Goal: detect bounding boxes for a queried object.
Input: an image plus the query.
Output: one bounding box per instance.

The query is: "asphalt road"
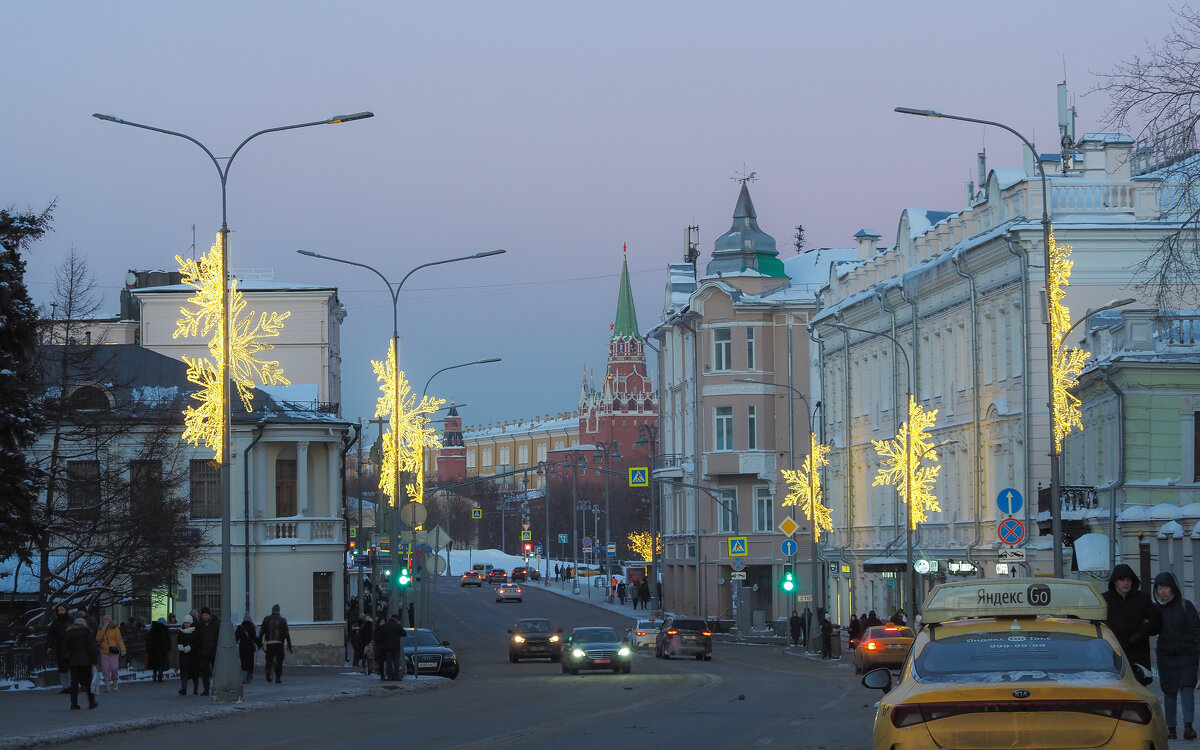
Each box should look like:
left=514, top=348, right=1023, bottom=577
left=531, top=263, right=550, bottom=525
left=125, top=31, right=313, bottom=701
left=47, top=581, right=877, bottom=749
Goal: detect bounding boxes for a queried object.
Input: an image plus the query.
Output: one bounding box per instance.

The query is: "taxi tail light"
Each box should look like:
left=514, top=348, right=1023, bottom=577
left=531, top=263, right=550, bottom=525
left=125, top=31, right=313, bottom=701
left=701, top=630, right=712, bottom=637
left=865, top=641, right=879, bottom=651
left=891, top=700, right=1154, bottom=729
left=666, top=629, right=679, bottom=636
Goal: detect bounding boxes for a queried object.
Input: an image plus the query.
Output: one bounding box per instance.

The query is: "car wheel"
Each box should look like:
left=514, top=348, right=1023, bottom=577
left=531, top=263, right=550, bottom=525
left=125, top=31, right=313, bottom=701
left=446, top=665, right=459, bottom=680
left=695, top=653, right=703, bottom=661
left=509, top=652, right=518, bottom=663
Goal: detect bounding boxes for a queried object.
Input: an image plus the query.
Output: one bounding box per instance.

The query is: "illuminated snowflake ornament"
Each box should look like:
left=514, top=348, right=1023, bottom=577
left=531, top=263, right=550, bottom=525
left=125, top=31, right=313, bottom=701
left=175, top=233, right=291, bottom=459
left=781, top=433, right=832, bottom=542
left=1047, top=227, right=1088, bottom=452
left=373, top=344, right=444, bottom=506
left=872, top=395, right=941, bottom=530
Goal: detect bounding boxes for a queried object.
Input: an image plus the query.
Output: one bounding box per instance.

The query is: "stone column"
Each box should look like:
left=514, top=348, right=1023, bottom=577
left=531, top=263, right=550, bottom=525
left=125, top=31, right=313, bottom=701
left=298, top=441, right=310, bottom=517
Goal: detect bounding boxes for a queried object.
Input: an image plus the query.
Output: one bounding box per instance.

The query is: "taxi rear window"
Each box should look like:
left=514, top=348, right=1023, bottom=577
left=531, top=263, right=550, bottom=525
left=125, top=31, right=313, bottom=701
left=915, top=631, right=1121, bottom=680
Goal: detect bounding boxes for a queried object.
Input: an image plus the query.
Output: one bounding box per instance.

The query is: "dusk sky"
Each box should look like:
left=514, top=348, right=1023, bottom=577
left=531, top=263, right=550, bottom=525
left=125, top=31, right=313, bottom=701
left=5, top=2, right=1181, bottom=431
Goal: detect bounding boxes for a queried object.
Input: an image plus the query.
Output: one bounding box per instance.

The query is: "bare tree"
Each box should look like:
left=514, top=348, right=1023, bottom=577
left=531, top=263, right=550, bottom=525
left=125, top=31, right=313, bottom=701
left=1095, top=7, right=1200, bottom=307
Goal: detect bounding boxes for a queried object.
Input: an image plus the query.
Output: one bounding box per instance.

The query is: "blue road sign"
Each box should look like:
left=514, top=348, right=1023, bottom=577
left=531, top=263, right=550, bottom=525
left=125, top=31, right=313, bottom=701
left=781, top=538, right=798, bottom=557
left=998, top=518, right=1026, bottom=546
left=535, top=546, right=543, bottom=555
left=997, top=488, right=1023, bottom=516
left=729, top=557, right=747, bottom=572
left=607, top=542, right=617, bottom=557
left=629, top=467, right=649, bottom=487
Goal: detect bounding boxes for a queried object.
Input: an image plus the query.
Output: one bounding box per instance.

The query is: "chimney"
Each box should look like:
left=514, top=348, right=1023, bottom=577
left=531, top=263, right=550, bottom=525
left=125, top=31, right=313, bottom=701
left=977, top=149, right=987, bottom=193
left=854, top=229, right=882, bottom=261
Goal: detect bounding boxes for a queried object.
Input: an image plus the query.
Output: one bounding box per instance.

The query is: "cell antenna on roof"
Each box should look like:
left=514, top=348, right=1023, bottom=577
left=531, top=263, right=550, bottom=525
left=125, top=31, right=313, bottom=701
left=190, top=223, right=196, bottom=261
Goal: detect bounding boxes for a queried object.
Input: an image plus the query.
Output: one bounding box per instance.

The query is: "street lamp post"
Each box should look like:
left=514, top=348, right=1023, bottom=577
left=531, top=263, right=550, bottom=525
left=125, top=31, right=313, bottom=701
left=533, top=461, right=552, bottom=585
left=832, top=322, right=919, bottom=623
left=297, top=249, right=504, bottom=618
left=634, top=423, right=661, bottom=615
left=555, top=454, right=588, bottom=595
left=95, top=109, right=373, bottom=703
left=593, top=440, right=621, bottom=602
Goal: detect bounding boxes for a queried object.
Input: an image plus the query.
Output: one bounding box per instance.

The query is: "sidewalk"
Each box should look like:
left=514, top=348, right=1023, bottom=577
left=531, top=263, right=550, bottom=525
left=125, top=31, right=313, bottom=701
left=0, top=666, right=440, bottom=749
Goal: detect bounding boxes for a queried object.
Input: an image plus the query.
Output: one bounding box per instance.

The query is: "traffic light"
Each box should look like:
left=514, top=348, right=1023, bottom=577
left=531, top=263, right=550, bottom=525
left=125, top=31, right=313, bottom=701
left=398, top=566, right=412, bottom=587
left=348, top=540, right=357, bottom=555
left=781, top=565, right=795, bottom=593
left=524, top=543, right=532, bottom=555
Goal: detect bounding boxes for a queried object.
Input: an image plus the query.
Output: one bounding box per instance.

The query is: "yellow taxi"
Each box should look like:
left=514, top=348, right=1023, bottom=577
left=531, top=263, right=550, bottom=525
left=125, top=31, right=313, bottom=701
left=861, top=579, right=1167, bottom=750
left=853, top=624, right=915, bottom=674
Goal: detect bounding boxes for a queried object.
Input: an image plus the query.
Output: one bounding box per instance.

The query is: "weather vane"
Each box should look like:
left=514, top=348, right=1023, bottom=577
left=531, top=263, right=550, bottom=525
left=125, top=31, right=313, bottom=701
left=732, top=166, right=758, bottom=185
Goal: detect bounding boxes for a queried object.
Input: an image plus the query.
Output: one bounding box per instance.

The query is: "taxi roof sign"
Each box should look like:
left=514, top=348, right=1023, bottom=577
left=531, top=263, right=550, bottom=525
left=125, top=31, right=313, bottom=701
left=921, top=578, right=1106, bottom=625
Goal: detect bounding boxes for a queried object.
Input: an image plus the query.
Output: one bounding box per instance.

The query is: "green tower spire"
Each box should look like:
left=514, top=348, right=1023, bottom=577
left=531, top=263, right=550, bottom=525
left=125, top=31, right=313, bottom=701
left=613, top=248, right=640, bottom=340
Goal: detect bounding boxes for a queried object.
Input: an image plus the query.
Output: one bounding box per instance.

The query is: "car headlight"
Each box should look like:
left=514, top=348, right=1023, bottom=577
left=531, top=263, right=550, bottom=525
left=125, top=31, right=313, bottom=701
left=573, top=649, right=586, bottom=658
left=549, top=635, right=559, bottom=643
left=618, top=647, right=631, bottom=657
left=512, top=635, right=525, bottom=643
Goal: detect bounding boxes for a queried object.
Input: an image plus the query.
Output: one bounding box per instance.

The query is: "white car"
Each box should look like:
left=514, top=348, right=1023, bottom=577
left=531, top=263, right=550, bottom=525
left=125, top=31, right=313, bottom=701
left=626, top=618, right=660, bottom=649
left=495, top=583, right=523, bottom=603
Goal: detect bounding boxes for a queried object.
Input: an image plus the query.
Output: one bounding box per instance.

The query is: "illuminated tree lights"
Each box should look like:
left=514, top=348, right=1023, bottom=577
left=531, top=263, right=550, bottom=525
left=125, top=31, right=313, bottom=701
left=372, top=345, right=444, bottom=505
left=175, top=233, right=290, bottom=458
left=1047, top=227, right=1088, bottom=452
left=627, top=531, right=661, bottom=561
left=781, top=433, right=832, bottom=542
left=872, top=395, right=941, bottom=530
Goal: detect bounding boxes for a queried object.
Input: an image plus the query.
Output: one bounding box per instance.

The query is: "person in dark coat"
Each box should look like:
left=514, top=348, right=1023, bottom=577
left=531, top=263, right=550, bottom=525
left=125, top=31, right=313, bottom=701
left=846, top=614, right=863, bottom=649
left=348, top=614, right=365, bottom=667
left=380, top=614, right=407, bottom=681
left=260, top=604, right=293, bottom=684
left=64, top=617, right=99, bottom=710
left=176, top=615, right=200, bottom=696
left=1102, top=563, right=1160, bottom=670
left=46, top=604, right=73, bottom=692
left=372, top=615, right=386, bottom=678
left=788, top=610, right=804, bottom=647
left=819, top=613, right=833, bottom=658
left=865, top=610, right=883, bottom=628
left=193, top=607, right=219, bottom=696
left=617, top=581, right=628, bottom=605
left=235, top=616, right=261, bottom=684
left=145, top=618, right=172, bottom=682
left=1154, top=571, right=1200, bottom=740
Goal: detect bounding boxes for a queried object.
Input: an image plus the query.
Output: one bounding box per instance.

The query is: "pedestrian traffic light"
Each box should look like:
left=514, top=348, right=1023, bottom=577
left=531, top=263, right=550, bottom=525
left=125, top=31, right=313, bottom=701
left=398, top=566, right=411, bottom=587
left=781, top=566, right=795, bottom=593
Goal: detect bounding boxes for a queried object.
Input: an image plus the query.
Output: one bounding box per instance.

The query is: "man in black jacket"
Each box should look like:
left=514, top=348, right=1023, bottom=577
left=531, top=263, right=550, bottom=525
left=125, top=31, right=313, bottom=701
left=261, top=604, right=293, bottom=683
left=1103, top=563, right=1160, bottom=670
left=380, top=614, right=406, bottom=681
left=194, top=607, right=220, bottom=696
left=46, top=604, right=72, bottom=693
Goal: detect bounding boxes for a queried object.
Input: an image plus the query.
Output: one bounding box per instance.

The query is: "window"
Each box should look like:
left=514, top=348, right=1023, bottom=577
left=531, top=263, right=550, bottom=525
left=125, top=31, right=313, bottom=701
left=754, top=486, right=772, bottom=532
left=500, top=447, right=511, bottom=465
left=276, top=459, right=297, bottom=517
left=482, top=448, right=493, bottom=468
left=518, top=445, right=529, bottom=464
left=467, top=450, right=476, bottom=470
left=192, top=573, right=221, bottom=618
left=189, top=460, right=220, bottom=518
left=713, top=328, right=732, bottom=371
left=537, top=444, right=547, bottom=462
left=746, top=328, right=756, bottom=370
left=716, top=488, right=737, bottom=533
left=67, top=460, right=100, bottom=517
left=747, top=405, right=757, bottom=450
left=715, top=406, right=734, bottom=451
left=130, top=460, right=163, bottom=515
left=313, top=572, right=333, bottom=621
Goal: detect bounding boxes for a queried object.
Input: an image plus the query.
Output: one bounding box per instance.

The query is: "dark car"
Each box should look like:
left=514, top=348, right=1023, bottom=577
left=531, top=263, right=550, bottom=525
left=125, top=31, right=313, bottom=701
left=508, top=618, right=563, bottom=662
left=460, top=571, right=483, bottom=587
left=487, top=568, right=508, bottom=584
left=561, top=626, right=633, bottom=675
left=404, top=628, right=459, bottom=679
left=511, top=567, right=528, bottom=582
left=655, top=616, right=713, bottom=660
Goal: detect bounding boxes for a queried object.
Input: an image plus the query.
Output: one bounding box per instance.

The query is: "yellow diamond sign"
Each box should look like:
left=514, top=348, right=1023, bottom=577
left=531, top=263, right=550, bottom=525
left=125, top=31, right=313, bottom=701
left=778, top=515, right=799, bottom=537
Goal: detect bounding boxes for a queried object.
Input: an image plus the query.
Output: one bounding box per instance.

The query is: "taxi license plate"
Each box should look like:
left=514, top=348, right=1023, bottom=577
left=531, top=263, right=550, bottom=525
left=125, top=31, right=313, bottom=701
left=886, top=644, right=905, bottom=650
left=593, top=658, right=610, bottom=664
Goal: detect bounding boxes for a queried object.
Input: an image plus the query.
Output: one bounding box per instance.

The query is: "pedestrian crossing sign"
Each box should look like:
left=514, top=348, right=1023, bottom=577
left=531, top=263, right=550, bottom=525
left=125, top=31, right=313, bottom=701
left=728, top=536, right=748, bottom=557
left=472, top=508, right=482, bottom=519
left=629, top=467, right=649, bottom=487
left=521, top=530, right=532, bottom=541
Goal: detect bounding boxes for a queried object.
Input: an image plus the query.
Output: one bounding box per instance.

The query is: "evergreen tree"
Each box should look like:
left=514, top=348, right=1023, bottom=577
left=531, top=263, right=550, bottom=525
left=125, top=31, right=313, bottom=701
left=0, top=204, right=53, bottom=563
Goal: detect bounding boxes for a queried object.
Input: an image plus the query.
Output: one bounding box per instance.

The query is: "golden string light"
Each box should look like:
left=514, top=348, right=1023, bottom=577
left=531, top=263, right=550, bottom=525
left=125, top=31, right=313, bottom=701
left=781, top=433, right=832, bottom=542
left=175, top=233, right=290, bottom=458
left=372, top=344, right=444, bottom=506
left=1047, top=226, right=1088, bottom=451
left=872, top=395, right=941, bottom=530
left=627, top=531, right=661, bottom=562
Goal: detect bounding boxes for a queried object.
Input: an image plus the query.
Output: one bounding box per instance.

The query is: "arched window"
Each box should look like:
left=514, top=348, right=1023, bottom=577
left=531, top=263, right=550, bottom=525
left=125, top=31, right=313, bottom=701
left=67, top=384, right=111, bottom=411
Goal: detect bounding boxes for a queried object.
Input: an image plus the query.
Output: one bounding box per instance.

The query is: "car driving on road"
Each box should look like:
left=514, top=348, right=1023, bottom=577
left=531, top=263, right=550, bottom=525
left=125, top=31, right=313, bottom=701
left=655, top=616, right=712, bottom=660
left=508, top=618, right=563, bottom=662
left=495, top=583, right=523, bottom=602
left=460, top=571, right=483, bottom=587
left=626, top=618, right=660, bottom=650
left=487, top=568, right=508, bottom=584
left=562, top=627, right=633, bottom=675
left=853, top=624, right=915, bottom=674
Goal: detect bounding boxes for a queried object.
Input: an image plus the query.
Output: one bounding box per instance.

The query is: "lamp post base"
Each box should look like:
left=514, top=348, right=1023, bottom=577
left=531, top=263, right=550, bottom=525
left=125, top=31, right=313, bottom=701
left=211, top=627, right=243, bottom=703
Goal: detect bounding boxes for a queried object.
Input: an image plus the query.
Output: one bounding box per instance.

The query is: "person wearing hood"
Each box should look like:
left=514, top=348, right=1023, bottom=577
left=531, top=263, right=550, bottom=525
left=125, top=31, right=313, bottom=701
left=819, top=612, right=833, bottom=659
left=46, top=604, right=73, bottom=692
left=1154, top=571, right=1200, bottom=740
left=145, top=618, right=171, bottom=683
left=1102, top=563, right=1160, bottom=670
left=235, top=616, right=261, bottom=684
left=64, top=617, right=99, bottom=710
left=176, top=615, right=200, bottom=696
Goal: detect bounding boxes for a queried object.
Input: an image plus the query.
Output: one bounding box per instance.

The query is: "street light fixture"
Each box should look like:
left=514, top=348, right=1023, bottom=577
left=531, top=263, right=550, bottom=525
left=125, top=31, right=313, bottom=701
left=94, top=109, right=373, bottom=703
left=592, top=440, right=622, bottom=602
left=633, top=423, right=661, bottom=615
left=297, top=249, right=504, bottom=618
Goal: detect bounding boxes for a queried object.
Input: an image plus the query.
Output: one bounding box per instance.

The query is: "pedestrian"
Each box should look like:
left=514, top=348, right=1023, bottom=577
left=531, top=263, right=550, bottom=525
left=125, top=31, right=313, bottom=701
left=865, top=609, right=882, bottom=628
left=146, top=617, right=171, bottom=683
left=846, top=613, right=863, bottom=649
left=95, top=614, right=126, bottom=693
left=176, top=615, right=199, bottom=696
left=194, top=607, right=219, bottom=696
left=356, top=614, right=374, bottom=673
left=554, top=564, right=560, bottom=582
left=639, top=580, right=650, bottom=610
left=235, top=616, right=261, bottom=684
left=167, top=612, right=177, bottom=625
left=788, top=610, right=804, bottom=648
left=380, top=614, right=406, bottom=681
left=801, top=607, right=812, bottom=648
left=1154, top=571, right=1200, bottom=740
left=820, top=612, right=833, bottom=659
left=260, top=604, right=293, bottom=684
left=372, top=615, right=387, bottom=678
left=617, top=581, right=628, bottom=605
left=1102, top=563, right=1160, bottom=671
left=349, top=614, right=365, bottom=667
left=65, top=617, right=99, bottom=710
left=46, top=604, right=73, bottom=693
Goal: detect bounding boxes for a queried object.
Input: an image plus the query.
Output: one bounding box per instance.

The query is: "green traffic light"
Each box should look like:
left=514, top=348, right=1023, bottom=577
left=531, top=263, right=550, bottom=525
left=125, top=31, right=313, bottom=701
left=398, top=567, right=412, bottom=587
left=782, top=569, right=795, bottom=592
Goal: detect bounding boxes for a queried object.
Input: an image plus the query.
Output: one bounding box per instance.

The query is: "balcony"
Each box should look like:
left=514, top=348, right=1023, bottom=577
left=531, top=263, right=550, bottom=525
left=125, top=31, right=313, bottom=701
left=650, top=453, right=686, bottom=479
left=702, top=450, right=775, bottom=480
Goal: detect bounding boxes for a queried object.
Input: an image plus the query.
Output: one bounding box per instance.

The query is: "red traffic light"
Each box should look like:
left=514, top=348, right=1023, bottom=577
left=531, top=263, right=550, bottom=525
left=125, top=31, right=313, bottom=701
left=524, top=543, right=532, bottom=552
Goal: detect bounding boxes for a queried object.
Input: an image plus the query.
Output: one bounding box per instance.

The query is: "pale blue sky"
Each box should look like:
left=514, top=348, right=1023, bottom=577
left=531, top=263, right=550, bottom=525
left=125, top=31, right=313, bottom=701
left=4, top=1, right=1181, bottom=428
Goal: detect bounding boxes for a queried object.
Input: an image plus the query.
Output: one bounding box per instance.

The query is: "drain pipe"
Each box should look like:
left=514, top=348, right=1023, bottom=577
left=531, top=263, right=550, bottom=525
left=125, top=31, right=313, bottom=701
left=1099, top=365, right=1126, bottom=570
left=340, top=421, right=361, bottom=661
left=952, top=252, right=984, bottom=576
left=243, top=420, right=269, bottom=620
left=1004, top=235, right=1034, bottom=548
left=837, top=315, right=855, bottom=620
left=875, top=292, right=902, bottom=547
left=809, top=323, right=829, bottom=615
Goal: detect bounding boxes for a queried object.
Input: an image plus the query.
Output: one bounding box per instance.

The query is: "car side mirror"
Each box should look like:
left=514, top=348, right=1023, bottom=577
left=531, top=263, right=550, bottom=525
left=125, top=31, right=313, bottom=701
left=442, top=641, right=450, bottom=646
left=861, top=667, right=892, bottom=693
left=1132, top=663, right=1153, bottom=687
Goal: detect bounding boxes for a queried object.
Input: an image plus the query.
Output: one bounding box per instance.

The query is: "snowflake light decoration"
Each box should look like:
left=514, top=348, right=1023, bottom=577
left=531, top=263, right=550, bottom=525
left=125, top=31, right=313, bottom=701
left=373, top=344, right=444, bottom=506
left=781, top=433, right=832, bottom=542
left=1047, top=227, right=1088, bottom=452
left=872, top=395, right=941, bottom=530
left=175, top=233, right=291, bottom=458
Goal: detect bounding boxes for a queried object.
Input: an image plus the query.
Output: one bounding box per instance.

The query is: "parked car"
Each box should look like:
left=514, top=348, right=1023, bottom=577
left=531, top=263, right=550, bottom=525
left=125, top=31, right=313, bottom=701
left=487, top=568, right=508, bottom=584
left=655, top=616, right=713, bottom=660
left=561, top=627, right=633, bottom=675
left=404, top=628, right=459, bottom=680
left=508, top=618, right=563, bottom=662
left=460, top=571, right=483, bottom=587
left=626, top=618, right=660, bottom=650
left=495, top=583, right=523, bottom=603
left=511, top=566, right=535, bottom=582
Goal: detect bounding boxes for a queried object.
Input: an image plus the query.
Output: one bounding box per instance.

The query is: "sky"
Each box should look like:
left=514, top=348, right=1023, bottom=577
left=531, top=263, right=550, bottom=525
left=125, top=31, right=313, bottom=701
left=4, top=1, right=1183, bottom=430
